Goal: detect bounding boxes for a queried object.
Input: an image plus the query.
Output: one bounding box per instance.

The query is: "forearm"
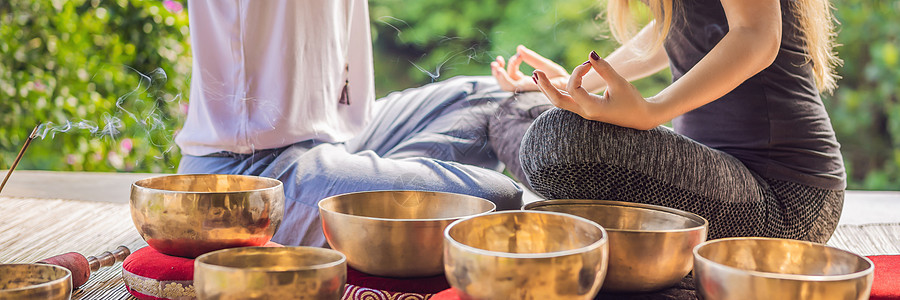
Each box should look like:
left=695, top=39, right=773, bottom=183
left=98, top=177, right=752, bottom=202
left=583, top=22, right=670, bottom=93
left=647, top=27, right=780, bottom=126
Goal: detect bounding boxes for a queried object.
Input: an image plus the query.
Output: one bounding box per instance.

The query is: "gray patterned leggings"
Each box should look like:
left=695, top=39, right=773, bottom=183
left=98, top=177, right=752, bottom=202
left=519, top=108, right=844, bottom=243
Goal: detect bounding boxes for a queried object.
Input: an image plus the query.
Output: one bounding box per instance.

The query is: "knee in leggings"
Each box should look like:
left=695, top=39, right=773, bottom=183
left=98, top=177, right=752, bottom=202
left=520, top=108, right=623, bottom=176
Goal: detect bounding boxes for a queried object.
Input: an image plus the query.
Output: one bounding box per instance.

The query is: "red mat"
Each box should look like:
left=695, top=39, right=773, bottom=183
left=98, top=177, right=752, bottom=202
left=430, top=288, right=461, bottom=300
left=870, top=255, right=900, bottom=300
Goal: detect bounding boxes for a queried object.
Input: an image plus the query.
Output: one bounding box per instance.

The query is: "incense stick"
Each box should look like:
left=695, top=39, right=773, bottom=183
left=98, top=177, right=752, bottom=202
left=0, top=122, right=41, bottom=195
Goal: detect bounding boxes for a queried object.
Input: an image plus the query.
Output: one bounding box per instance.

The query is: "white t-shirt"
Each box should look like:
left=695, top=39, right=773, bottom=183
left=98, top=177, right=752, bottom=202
left=176, top=0, right=375, bottom=156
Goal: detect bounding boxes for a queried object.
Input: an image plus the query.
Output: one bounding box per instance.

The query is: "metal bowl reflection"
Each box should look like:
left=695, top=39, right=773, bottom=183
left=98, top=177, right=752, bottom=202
left=444, top=210, right=609, bottom=300
left=693, top=237, right=874, bottom=300
left=0, top=264, right=72, bottom=300
left=131, top=174, right=285, bottom=258
left=194, top=246, right=346, bottom=300
left=524, top=200, right=707, bottom=292
left=319, top=191, right=496, bottom=277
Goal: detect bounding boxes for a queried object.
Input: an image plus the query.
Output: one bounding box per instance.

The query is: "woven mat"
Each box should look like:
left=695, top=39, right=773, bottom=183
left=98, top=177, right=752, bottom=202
left=0, top=197, right=146, bottom=300
left=827, top=222, right=900, bottom=256
left=1, top=197, right=898, bottom=300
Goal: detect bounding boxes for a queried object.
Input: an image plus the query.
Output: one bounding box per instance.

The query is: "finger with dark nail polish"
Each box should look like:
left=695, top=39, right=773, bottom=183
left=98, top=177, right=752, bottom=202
left=590, top=51, right=600, bottom=61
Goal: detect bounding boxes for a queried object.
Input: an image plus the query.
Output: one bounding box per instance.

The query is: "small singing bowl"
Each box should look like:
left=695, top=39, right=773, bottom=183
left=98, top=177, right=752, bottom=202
left=319, top=191, right=496, bottom=277
left=693, top=237, right=874, bottom=300
left=0, top=264, right=72, bottom=300
left=444, top=210, right=609, bottom=300
left=131, top=174, right=285, bottom=258
left=524, top=200, right=708, bottom=293
left=194, top=247, right=346, bottom=300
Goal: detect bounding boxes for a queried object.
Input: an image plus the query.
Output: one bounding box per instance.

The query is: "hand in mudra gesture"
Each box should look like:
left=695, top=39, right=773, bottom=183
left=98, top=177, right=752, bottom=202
left=533, top=51, right=657, bottom=131
left=491, top=45, right=569, bottom=93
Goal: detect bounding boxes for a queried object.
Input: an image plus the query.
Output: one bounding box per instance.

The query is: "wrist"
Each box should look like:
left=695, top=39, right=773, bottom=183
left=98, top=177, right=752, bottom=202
left=644, top=92, right=676, bottom=128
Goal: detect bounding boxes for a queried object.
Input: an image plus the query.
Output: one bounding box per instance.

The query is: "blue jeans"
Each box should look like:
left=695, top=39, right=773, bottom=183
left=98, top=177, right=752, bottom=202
left=178, top=76, right=523, bottom=246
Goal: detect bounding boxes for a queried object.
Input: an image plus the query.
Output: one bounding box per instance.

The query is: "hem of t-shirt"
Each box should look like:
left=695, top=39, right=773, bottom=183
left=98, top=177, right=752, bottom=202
left=753, top=163, right=847, bottom=191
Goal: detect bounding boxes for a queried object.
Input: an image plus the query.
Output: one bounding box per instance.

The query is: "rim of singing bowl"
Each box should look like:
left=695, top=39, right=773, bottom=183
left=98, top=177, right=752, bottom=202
left=0, top=264, right=71, bottom=294
left=132, top=174, right=283, bottom=195
left=444, top=210, right=608, bottom=259
left=523, top=199, right=708, bottom=234
left=693, top=237, right=875, bottom=282
left=195, top=247, right=347, bottom=273
left=318, top=190, right=497, bottom=222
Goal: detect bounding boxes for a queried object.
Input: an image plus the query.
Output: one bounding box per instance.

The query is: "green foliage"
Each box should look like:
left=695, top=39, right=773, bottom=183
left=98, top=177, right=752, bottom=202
left=824, top=0, right=900, bottom=189
left=370, top=0, right=668, bottom=98
left=0, top=0, right=897, bottom=190
left=0, top=0, right=188, bottom=173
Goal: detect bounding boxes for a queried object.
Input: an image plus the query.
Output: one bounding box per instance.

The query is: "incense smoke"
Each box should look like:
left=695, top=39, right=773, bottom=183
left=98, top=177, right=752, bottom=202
left=34, top=67, right=183, bottom=168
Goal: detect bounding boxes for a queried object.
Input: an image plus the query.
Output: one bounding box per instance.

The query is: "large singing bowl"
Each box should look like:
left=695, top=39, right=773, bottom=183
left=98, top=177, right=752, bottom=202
left=0, top=264, right=72, bottom=300
left=319, top=191, right=496, bottom=277
left=194, top=246, right=346, bottom=300
left=524, top=200, right=708, bottom=292
left=444, top=210, right=609, bottom=300
left=131, top=174, right=285, bottom=258
left=694, top=237, right=874, bottom=300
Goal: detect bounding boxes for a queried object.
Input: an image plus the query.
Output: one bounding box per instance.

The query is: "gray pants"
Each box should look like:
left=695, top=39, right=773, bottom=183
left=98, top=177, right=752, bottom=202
left=179, top=76, right=526, bottom=247
left=521, top=108, right=844, bottom=243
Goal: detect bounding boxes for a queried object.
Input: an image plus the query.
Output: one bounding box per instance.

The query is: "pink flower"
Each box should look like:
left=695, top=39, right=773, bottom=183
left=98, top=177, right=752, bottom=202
left=66, top=154, right=77, bottom=165
left=163, top=0, right=183, bottom=14
left=107, top=152, right=125, bottom=169
left=120, top=138, right=133, bottom=153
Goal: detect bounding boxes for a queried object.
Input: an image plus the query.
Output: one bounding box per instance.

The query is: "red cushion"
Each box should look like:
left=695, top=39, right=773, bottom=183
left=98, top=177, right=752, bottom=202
left=122, top=242, right=282, bottom=300
left=346, top=266, right=450, bottom=294
left=431, top=288, right=461, bottom=300
left=870, top=255, right=900, bottom=300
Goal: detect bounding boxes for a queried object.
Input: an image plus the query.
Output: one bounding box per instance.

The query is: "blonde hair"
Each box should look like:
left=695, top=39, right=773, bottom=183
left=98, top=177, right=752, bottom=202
left=607, top=0, right=841, bottom=93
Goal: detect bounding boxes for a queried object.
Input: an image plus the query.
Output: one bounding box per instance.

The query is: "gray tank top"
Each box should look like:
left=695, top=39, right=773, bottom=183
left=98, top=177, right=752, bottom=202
left=666, top=0, right=846, bottom=190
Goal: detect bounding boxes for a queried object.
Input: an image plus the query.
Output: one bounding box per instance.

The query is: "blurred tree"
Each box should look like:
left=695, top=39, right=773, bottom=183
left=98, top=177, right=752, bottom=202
left=369, top=0, right=669, bottom=99
left=0, top=0, right=189, bottom=173
left=824, top=0, right=900, bottom=190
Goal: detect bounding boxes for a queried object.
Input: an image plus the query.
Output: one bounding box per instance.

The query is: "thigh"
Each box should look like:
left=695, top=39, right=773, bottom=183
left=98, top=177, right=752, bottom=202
left=177, top=145, right=296, bottom=175
left=520, top=108, right=768, bottom=239
left=765, top=179, right=844, bottom=243
left=346, top=76, right=509, bottom=170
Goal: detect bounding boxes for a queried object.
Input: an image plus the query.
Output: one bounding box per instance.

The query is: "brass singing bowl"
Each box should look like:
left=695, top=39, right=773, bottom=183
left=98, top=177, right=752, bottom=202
left=524, top=200, right=708, bottom=292
left=693, top=237, right=874, bottom=300
left=319, top=191, right=496, bottom=277
left=444, top=210, right=609, bottom=300
left=0, top=264, right=72, bottom=300
left=194, top=246, right=346, bottom=300
left=131, top=174, right=285, bottom=258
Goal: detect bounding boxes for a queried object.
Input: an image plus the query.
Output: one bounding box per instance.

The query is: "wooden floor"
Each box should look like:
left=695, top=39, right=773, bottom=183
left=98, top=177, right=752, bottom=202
left=2, top=170, right=899, bottom=225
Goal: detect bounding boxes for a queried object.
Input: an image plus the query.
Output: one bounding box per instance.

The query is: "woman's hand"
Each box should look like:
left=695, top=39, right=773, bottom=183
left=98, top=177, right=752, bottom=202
left=491, top=45, right=569, bottom=92
left=533, top=51, right=659, bottom=130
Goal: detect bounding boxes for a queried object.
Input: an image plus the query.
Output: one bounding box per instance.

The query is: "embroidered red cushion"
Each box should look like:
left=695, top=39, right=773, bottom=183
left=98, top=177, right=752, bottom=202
left=122, top=242, right=282, bottom=300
